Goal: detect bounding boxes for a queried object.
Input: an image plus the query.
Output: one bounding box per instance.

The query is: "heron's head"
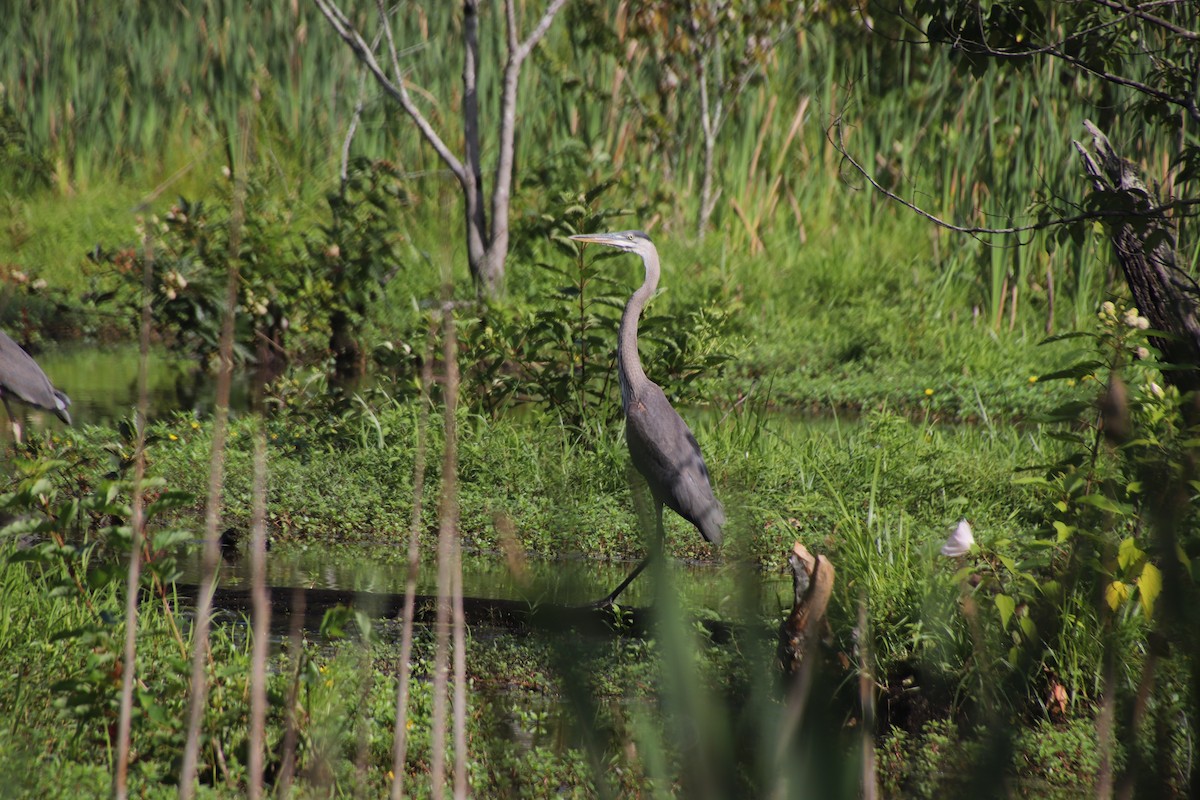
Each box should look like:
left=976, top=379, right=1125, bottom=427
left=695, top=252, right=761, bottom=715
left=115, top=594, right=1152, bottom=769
left=568, top=230, right=654, bottom=256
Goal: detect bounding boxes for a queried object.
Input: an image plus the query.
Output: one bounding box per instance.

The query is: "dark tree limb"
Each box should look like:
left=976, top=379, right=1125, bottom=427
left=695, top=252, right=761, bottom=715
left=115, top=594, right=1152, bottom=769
left=1074, top=120, right=1200, bottom=394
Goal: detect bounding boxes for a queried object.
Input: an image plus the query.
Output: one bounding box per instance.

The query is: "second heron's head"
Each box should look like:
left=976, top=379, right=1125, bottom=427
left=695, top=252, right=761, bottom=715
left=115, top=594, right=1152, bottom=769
left=569, top=230, right=654, bottom=255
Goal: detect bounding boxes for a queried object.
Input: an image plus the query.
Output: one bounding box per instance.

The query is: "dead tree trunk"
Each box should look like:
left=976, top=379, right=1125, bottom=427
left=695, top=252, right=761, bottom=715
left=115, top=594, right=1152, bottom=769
left=1074, top=120, right=1200, bottom=394
left=315, top=0, right=568, bottom=299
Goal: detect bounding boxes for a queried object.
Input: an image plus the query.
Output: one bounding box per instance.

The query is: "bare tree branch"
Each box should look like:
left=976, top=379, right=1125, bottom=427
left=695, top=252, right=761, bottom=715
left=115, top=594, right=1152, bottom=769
left=513, top=0, right=569, bottom=63
left=1089, top=0, right=1199, bottom=41
left=830, top=118, right=1200, bottom=239
left=488, top=0, right=570, bottom=290
left=315, top=0, right=466, bottom=186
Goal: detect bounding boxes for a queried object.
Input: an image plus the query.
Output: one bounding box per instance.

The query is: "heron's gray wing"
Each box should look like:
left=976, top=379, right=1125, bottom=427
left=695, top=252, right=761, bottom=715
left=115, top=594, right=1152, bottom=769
left=0, top=330, right=72, bottom=422
left=625, top=386, right=724, bottom=544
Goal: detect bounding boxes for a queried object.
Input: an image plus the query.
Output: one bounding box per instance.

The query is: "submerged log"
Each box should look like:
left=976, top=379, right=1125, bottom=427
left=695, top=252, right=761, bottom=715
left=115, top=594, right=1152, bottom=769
left=777, top=542, right=835, bottom=676
left=169, top=582, right=739, bottom=641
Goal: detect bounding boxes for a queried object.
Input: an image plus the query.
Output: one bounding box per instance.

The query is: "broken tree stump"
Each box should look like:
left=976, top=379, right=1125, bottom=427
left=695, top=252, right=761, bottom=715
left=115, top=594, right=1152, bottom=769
left=777, top=541, right=835, bottom=677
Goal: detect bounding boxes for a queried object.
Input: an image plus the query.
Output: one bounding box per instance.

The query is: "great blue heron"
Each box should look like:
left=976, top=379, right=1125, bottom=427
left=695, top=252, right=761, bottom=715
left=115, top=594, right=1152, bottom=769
left=0, top=329, right=71, bottom=442
left=569, top=230, right=724, bottom=606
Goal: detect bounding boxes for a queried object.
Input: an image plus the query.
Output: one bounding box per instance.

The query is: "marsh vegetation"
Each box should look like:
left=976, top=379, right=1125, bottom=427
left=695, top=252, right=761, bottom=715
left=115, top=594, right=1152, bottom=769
left=1, top=1, right=1198, bottom=797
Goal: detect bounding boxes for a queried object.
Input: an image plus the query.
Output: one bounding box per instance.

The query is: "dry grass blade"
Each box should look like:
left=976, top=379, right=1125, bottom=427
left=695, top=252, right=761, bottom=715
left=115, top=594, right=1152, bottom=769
left=391, top=319, right=437, bottom=800
left=113, top=229, right=154, bottom=800
left=430, top=298, right=461, bottom=800
left=858, top=599, right=878, bottom=800
left=247, top=422, right=270, bottom=799
left=178, top=117, right=249, bottom=800
left=446, top=308, right=468, bottom=800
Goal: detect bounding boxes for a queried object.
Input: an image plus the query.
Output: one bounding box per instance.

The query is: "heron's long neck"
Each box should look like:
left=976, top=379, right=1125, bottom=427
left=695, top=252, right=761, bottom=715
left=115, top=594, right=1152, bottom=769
left=617, top=245, right=660, bottom=409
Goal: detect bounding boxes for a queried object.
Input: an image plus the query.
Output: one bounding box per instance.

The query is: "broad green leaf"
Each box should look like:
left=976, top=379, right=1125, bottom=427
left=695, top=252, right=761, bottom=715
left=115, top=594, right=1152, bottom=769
left=1138, top=563, right=1162, bottom=618
left=1117, top=537, right=1144, bottom=572
left=1076, top=493, right=1132, bottom=514
left=995, top=594, right=1016, bottom=630
left=1105, top=580, right=1129, bottom=611
left=1052, top=521, right=1074, bottom=542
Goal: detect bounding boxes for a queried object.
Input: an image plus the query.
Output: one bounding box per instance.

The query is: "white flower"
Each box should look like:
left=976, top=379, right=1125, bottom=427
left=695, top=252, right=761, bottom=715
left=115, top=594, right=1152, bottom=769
left=941, top=518, right=975, bottom=557
left=1123, top=308, right=1140, bottom=327
left=1135, top=346, right=1150, bottom=360
left=1100, top=301, right=1116, bottom=319
left=1150, top=382, right=1164, bottom=399
left=1135, top=316, right=1150, bottom=330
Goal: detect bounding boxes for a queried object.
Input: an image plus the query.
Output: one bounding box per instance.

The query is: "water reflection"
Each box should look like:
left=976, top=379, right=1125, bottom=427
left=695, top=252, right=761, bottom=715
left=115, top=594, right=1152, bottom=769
left=36, top=344, right=251, bottom=427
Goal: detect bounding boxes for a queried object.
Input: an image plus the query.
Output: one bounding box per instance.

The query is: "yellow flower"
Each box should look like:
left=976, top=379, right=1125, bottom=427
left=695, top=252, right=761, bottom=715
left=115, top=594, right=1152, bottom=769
left=191, top=421, right=200, bottom=430
left=168, top=433, right=179, bottom=441
left=924, top=388, right=934, bottom=396
left=387, top=771, right=395, bottom=781
left=1028, top=375, right=1038, bottom=384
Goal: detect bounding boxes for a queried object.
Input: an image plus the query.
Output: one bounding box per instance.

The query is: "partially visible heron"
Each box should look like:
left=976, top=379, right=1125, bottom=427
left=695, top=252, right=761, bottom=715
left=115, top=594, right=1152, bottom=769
left=569, top=230, right=724, bottom=606
left=0, top=329, right=71, bottom=442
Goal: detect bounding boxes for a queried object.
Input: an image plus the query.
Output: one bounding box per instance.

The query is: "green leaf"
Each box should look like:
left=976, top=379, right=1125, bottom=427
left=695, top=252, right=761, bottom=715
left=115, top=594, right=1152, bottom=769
left=1052, top=521, right=1074, bottom=542
left=1076, top=493, right=1132, bottom=515
left=995, top=594, right=1016, bottom=630
left=1117, top=537, right=1144, bottom=572
left=1138, top=563, right=1162, bottom=618
left=1105, top=580, right=1129, bottom=611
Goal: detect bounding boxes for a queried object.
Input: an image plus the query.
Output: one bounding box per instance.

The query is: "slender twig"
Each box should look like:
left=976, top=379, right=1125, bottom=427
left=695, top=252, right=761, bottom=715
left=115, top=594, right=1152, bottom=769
left=340, top=31, right=381, bottom=192
left=391, top=319, right=437, bottom=800
left=178, top=117, right=248, bottom=800
left=113, top=225, right=154, bottom=800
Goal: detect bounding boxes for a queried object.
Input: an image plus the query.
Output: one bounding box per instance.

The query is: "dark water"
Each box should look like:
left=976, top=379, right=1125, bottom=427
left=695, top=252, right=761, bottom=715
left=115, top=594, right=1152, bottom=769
left=34, top=343, right=252, bottom=428
left=183, top=540, right=795, bottom=616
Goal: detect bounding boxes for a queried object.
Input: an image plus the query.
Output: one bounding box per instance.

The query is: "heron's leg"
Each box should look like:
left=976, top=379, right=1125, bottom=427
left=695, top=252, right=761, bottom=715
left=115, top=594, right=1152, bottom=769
left=591, top=503, right=664, bottom=608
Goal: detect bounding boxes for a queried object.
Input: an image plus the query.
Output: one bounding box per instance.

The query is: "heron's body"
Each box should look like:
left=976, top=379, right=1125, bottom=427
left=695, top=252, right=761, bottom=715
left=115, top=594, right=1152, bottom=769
left=0, top=330, right=71, bottom=441
left=570, top=230, right=723, bottom=605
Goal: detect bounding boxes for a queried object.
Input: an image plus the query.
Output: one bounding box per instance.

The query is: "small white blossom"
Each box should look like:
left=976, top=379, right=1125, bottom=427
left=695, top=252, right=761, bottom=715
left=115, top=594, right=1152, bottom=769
left=1135, top=316, right=1150, bottom=330
left=31, top=278, right=47, bottom=291
left=1135, top=346, right=1150, bottom=360
left=1123, top=307, right=1141, bottom=327
left=1150, top=382, right=1164, bottom=399
left=941, top=518, right=975, bottom=557
left=1100, top=301, right=1116, bottom=319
